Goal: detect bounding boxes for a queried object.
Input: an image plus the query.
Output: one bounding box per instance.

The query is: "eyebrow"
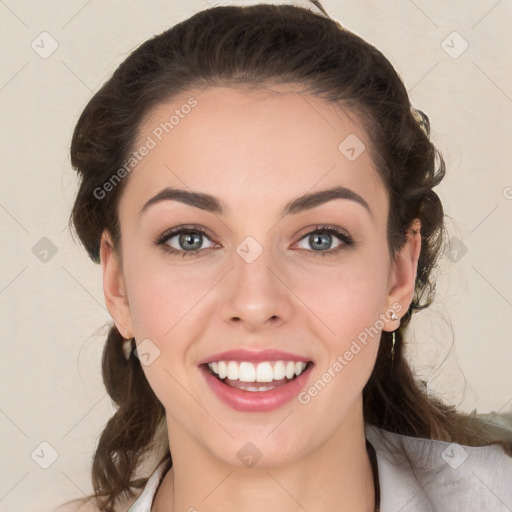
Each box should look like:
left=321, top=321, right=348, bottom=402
left=140, top=185, right=372, bottom=218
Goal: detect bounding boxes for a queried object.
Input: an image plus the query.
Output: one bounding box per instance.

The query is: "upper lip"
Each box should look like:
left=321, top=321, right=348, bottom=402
left=198, top=349, right=312, bottom=365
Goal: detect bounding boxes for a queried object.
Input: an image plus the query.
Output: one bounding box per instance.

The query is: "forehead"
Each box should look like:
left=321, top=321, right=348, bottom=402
left=121, top=85, right=387, bottom=219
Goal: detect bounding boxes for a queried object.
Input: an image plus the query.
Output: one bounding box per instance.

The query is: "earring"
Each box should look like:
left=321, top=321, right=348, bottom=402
left=389, top=311, right=399, bottom=362
left=390, top=330, right=396, bottom=361
left=123, top=338, right=134, bottom=360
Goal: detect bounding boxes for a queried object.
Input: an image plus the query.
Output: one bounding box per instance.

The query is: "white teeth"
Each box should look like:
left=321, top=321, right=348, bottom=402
left=207, top=360, right=308, bottom=382
left=285, top=361, right=295, bottom=379
left=256, top=362, right=274, bottom=382
left=227, top=361, right=238, bottom=380
left=273, top=361, right=286, bottom=380
left=217, top=361, right=227, bottom=379
left=239, top=384, right=274, bottom=392
left=239, top=362, right=256, bottom=382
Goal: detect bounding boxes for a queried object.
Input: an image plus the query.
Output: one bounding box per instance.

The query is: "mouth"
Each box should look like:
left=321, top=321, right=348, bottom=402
left=203, top=360, right=314, bottom=392
left=199, top=359, right=314, bottom=412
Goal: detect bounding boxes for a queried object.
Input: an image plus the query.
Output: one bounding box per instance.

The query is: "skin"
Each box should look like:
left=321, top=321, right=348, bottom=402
left=100, top=85, right=421, bottom=512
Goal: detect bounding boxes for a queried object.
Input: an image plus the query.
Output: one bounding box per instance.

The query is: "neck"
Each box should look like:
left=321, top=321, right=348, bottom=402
left=155, top=400, right=375, bottom=512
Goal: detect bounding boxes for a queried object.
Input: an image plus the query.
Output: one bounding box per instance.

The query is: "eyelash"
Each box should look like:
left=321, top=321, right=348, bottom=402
left=155, top=224, right=354, bottom=258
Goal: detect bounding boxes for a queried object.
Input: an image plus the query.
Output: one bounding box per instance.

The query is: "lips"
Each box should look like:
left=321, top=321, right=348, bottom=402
left=199, top=359, right=314, bottom=412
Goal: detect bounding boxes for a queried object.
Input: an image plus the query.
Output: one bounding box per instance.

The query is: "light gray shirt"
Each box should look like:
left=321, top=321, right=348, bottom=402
left=127, top=424, right=512, bottom=511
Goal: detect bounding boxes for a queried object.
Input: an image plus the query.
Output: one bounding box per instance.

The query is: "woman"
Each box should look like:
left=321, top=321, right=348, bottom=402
left=59, top=1, right=512, bottom=511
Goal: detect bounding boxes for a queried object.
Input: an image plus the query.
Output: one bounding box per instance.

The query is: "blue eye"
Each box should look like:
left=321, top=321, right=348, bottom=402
left=295, top=225, right=354, bottom=256
left=156, top=225, right=216, bottom=257
left=155, top=224, right=354, bottom=258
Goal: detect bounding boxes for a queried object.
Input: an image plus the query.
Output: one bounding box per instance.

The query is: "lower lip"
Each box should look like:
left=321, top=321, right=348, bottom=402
left=200, top=363, right=313, bottom=412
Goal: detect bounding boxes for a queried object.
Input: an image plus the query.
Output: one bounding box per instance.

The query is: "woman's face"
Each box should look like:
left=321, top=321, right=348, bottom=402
left=101, top=85, right=417, bottom=468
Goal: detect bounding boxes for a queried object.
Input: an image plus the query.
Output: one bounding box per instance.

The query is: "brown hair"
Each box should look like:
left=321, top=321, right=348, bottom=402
left=65, top=3, right=511, bottom=511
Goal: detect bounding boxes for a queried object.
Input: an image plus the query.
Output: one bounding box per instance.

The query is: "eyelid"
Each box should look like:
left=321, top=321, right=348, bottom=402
left=295, top=224, right=351, bottom=241
left=293, top=225, right=354, bottom=255
left=156, top=223, right=214, bottom=240
left=155, top=224, right=218, bottom=252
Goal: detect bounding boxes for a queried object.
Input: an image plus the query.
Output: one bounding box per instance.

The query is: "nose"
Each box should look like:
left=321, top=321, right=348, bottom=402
left=219, top=240, right=293, bottom=331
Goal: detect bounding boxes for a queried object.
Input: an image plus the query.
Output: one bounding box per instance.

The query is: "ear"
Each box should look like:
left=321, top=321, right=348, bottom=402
left=382, top=218, right=422, bottom=331
left=100, top=230, right=134, bottom=339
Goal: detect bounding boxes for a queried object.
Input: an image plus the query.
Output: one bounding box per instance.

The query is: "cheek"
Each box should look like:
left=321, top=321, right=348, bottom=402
left=289, top=249, right=391, bottom=342
left=124, top=254, right=215, bottom=339
left=122, top=257, right=219, bottom=405
left=294, top=255, right=388, bottom=417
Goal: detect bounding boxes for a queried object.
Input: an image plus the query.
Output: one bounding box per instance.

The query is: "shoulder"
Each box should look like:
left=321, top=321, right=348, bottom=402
left=366, top=424, right=512, bottom=511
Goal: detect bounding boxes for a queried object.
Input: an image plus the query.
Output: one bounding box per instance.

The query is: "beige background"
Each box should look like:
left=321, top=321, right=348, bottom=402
left=0, top=0, right=511, bottom=510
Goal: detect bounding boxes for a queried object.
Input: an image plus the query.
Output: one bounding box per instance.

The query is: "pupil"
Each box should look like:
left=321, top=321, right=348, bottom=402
left=180, top=232, right=201, bottom=250
left=311, top=233, right=331, bottom=251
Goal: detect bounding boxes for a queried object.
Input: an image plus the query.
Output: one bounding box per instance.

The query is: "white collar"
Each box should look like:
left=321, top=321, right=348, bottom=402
left=365, top=423, right=512, bottom=511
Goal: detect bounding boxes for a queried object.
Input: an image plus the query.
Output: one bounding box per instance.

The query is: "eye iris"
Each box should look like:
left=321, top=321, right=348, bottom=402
left=180, top=232, right=202, bottom=250
left=310, top=232, right=332, bottom=251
